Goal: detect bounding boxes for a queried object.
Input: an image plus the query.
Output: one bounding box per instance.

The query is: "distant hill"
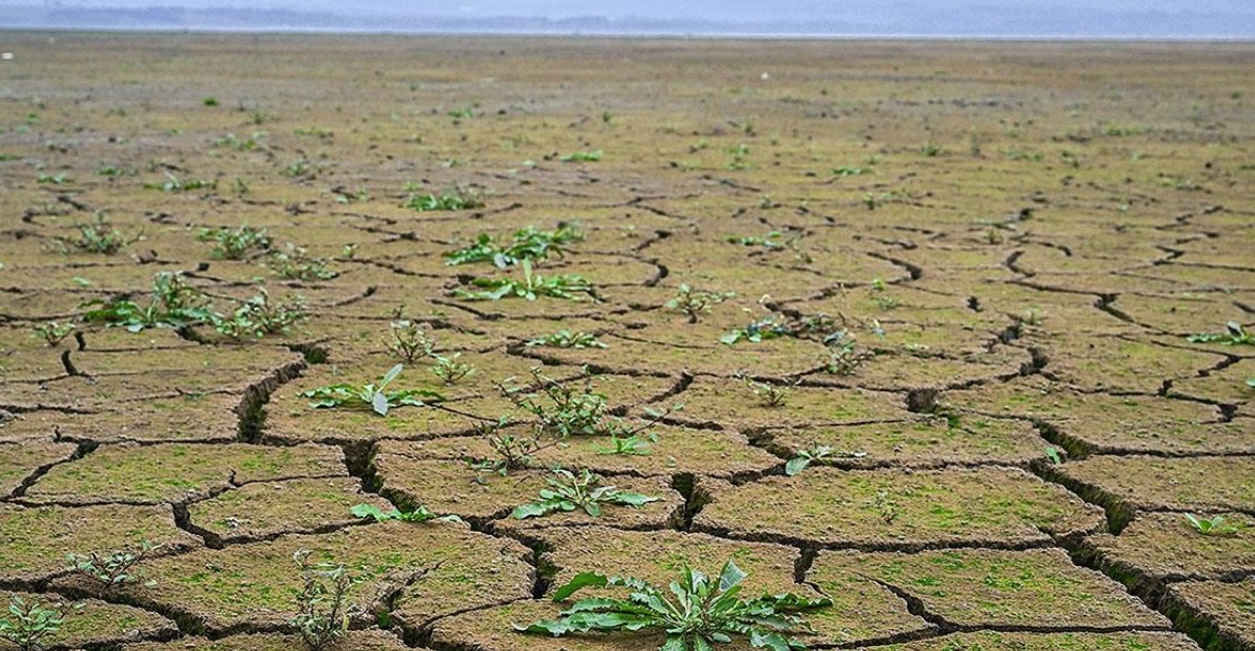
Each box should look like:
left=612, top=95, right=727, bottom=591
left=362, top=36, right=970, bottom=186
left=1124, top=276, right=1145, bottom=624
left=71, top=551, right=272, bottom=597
left=1, top=4, right=1253, bottom=37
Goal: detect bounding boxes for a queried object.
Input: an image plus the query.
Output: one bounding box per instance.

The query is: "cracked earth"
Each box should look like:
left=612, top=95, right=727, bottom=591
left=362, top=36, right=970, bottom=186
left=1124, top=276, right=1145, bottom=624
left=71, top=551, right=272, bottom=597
left=1, top=34, right=1253, bottom=651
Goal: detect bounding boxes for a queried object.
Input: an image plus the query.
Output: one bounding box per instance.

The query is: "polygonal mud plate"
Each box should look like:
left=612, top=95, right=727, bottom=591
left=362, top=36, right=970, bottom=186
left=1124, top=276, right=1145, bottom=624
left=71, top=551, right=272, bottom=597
left=941, top=376, right=1236, bottom=455
left=186, top=476, right=394, bottom=546
left=378, top=423, right=781, bottom=481
left=522, top=332, right=831, bottom=378
left=693, top=466, right=1105, bottom=551
left=24, top=442, right=346, bottom=505
left=661, top=376, right=910, bottom=430
left=0, top=590, right=177, bottom=648
left=1031, top=333, right=1227, bottom=394
left=1049, top=455, right=1255, bottom=522
left=1171, top=358, right=1255, bottom=407
left=811, top=547, right=1168, bottom=630
left=122, top=630, right=416, bottom=651
left=527, top=526, right=928, bottom=647
left=861, top=631, right=1203, bottom=651
left=430, top=600, right=674, bottom=651
left=1164, top=578, right=1255, bottom=651
left=0, top=440, right=77, bottom=494
left=763, top=416, right=1048, bottom=469
left=90, top=520, right=532, bottom=635
left=806, top=347, right=1029, bottom=392
left=68, top=344, right=303, bottom=377
left=1086, top=512, right=1255, bottom=592
left=0, top=503, right=200, bottom=582
left=373, top=453, right=682, bottom=528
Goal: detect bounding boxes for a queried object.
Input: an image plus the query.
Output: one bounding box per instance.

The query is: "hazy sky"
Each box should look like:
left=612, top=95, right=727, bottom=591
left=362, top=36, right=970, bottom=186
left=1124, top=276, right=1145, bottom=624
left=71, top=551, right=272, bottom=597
left=3, top=0, right=1253, bottom=36
left=6, top=0, right=1254, bottom=17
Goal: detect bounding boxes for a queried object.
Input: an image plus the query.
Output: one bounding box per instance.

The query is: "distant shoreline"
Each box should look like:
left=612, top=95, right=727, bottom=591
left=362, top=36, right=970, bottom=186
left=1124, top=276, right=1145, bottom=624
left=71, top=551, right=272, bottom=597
left=1, top=26, right=1253, bottom=42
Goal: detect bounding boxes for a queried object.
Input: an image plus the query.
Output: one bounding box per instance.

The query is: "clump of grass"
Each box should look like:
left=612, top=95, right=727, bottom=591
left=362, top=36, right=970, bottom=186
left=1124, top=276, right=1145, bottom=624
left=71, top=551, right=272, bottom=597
left=197, top=225, right=271, bottom=260
left=404, top=184, right=484, bottom=212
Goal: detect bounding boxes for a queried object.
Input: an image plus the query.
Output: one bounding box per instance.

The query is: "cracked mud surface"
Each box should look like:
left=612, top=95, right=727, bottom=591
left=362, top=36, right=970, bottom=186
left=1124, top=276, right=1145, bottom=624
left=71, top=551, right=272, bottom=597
left=0, top=34, right=1253, bottom=651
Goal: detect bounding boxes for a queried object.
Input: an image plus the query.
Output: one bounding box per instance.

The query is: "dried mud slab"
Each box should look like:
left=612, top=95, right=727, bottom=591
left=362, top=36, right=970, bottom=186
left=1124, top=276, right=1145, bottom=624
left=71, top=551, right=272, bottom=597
left=1164, top=579, right=1255, bottom=651
left=373, top=453, right=681, bottom=529
left=0, top=440, right=78, bottom=494
left=0, top=590, right=177, bottom=648
left=24, top=442, right=346, bottom=505
left=859, top=631, right=1204, bottom=651
left=0, top=503, right=199, bottom=583
left=93, top=521, right=532, bottom=635
left=941, top=377, right=1240, bottom=455
left=1049, top=456, right=1255, bottom=525
left=529, top=527, right=928, bottom=646
left=664, top=377, right=911, bottom=429
left=1029, top=333, right=1227, bottom=394
left=1171, top=359, right=1255, bottom=406
left=185, top=476, right=393, bottom=546
left=1085, top=512, right=1255, bottom=597
left=763, top=417, right=1048, bottom=469
left=383, top=424, right=779, bottom=480
left=693, top=466, right=1104, bottom=550
left=122, top=630, right=415, bottom=650
left=812, top=547, right=1168, bottom=630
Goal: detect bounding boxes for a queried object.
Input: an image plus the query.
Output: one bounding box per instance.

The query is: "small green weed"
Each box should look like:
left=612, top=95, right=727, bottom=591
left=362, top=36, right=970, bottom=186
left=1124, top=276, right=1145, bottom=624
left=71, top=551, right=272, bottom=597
left=453, top=259, right=597, bottom=302
left=0, top=595, right=74, bottom=651
left=665, top=284, right=733, bottom=323
left=786, top=446, right=865, bottom=476
left=560, top=150, right=603, bottom=162
left=518, top=559, right=830, bottom=651
left=527, top=330, right=607, bottom=349
left=268, top=244, right=337, bottom=281
left=212, top=289, right=307, bottom=339
left=384, top=320, right=435, bottom=363
left=53, top=215, right=141, bottom=254
left=512, top=468, right=658, bottom=519
left=32, top=321, right=75, bottom=347
left=445, top=224, right=584, bottom=268
left=1184, top=513, right=1240, bottom=536
left=81, top=272, right=213, bottom=332
left=303, top=364, right=444, bottom=416
left=1188, top=321, right=1253, bottom=346
left=65, top=540, right=159, bottom=591
left=291, top=549, right=360, bottom=651
left=431, top=354, right=476, bottom=385
left=197, top=225, right=271, bottom=260
left=404, top=185, right=484, bottom=211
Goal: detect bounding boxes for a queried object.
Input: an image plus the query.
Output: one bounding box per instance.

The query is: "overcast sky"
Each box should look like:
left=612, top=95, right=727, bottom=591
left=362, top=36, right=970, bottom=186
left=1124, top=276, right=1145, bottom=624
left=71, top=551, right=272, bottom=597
left=3, top=0, right=1253, bottom=36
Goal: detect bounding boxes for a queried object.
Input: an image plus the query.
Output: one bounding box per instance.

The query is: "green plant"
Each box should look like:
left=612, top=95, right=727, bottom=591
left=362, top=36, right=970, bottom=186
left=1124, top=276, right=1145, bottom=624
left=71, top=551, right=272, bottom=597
left=596, top=432, right=655, bottom=456
left=203, top=97, right=219, bottom=106
left=821, top=340, right=872, bottom=376
left=665, top=284, right=734, bottom=323
left=832, top=165, right=867, bottom=177
left=445, top=224, right=584, bottom=268
left=54, top=215, right=140, bottom=254
left=81, top=272, right=213, bottom=332
left=920, top=142, right=943, bottom=157
left=431, top=354, right=475, bottom=385
left=0, top=596, right=69, bottom=651
left=268, top=243, right=337, bottom=281
left=303, top=364, right=444, bottom=416
left=518, top=559, right=831, bottom=651
left=145, top=171, right=215, bottom=192
left=1247, top=378, right=1255, bottom=388
left=65, top=540, right=159, bottom=590
left=500, top=370, right=614, bottom=437
left=384, top=320, right=435, bottom=363
left=32, top=321, right=75, bottom=347
left=512, top=468, right=658, bottom=519
left=726, top=231, right=782, bottom=247
left=197, top=225, right=271, bottom=260
left=1184, top=513, right=1239, bottom=536
left=721, top=316, right=794, bottom=345
left=471, top=418, right=554, bottom=476
left=404, top=185, right=484, bottom=211
left=785, top=446, right=865, bottom=476
left=291, top=549, right=361, bottom=651
left=212, top=289, right=307, bottom=339
left=560, top=150, right=603, bottom=162
left=873, top=490, right=899, bottom=524
left=741, top=375, right=793, bottom=408
left=1188, top=321, right=1253, bottom=346
left=284, top=159, right=313, bottom=177
left=453, top=260, right=597, bottom=302
left=527, top=330, right=607, bottom=349
left=350, top=503, right=459, bottom=523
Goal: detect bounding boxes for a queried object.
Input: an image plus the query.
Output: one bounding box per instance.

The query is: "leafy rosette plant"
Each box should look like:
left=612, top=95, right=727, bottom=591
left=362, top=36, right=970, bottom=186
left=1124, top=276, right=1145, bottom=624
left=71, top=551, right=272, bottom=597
left=518, top=559, right=831, bottom=651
